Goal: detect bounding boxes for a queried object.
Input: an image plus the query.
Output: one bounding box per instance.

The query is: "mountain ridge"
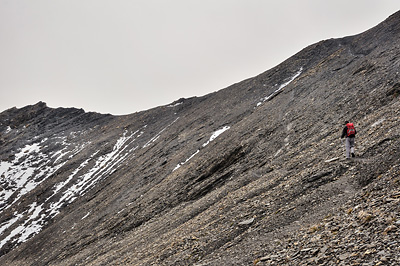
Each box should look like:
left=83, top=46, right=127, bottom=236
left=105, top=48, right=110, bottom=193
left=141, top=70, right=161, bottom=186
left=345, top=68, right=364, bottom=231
left=0, top=11, right=399, bottom=265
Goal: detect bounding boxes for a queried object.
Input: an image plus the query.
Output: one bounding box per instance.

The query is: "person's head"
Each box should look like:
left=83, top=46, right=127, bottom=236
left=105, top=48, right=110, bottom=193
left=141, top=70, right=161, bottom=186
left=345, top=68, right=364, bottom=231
left=344, top=121, right=349, bottom=125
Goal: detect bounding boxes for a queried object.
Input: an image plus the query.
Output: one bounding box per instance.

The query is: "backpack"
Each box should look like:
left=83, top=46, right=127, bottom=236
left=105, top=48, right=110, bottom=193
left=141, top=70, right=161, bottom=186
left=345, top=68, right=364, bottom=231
left=346, top=123, right=356, bottom=137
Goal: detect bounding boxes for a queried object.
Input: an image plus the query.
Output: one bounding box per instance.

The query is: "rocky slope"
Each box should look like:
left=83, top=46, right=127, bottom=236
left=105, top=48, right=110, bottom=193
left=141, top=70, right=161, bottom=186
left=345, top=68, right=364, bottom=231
left=0, top=10, right=399, bottom=266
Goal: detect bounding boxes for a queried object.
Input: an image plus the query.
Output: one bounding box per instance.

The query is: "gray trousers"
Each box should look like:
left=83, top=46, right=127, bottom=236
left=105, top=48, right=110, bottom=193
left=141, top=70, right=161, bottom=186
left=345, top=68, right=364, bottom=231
left=345, top=137, right=355, bottom=158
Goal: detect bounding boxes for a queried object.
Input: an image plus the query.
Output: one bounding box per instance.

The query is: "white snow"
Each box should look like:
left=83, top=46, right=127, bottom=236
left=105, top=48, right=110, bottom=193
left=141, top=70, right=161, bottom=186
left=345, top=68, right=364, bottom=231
left=0, top=161, right=12, bottom=179
left=0, top=143, right=45, bottom=209
left=144, top=118, right=179, bottom=148
left=81, top=211, right=91, bottom=220
left=173, top=150, right=200, bottom=171
left=173, top=126, right=231, bottom=171
left=257, top=67, right=303, bottom=107
left=202, top=126, right=231, bottom=147
left=0, top=139, right=86, bottom=211
left=47, top=130, right=140, bottom=218
left=50, top=151, right=99, bottom=197
left=51, top=148, right=69, bottom=163
left=0, top=202, right=45, bottom=249
left=0, top=122, right=176, bottom=251
left=0, top=133, right=92, bottom=249
left=0, top=212, right=23, bottom=236
left=167, top=102, right=183, bottom=107
left=14, top=143, right=41, bottom=161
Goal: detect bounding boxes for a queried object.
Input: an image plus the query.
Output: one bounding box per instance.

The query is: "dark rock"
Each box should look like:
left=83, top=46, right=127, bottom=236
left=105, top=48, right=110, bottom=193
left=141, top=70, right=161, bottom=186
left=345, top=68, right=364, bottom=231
left=0, top=10, right=400, bottom=266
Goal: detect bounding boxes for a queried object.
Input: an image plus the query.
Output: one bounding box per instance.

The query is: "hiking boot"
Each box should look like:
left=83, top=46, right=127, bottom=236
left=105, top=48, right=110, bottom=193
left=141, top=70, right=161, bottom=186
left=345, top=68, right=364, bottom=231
left=351, top=153, right=355, bottom=157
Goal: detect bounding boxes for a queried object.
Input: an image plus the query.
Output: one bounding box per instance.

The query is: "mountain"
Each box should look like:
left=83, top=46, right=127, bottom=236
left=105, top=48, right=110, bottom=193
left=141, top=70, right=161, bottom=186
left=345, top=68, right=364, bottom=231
left=0, top=11, right=399, bottom=266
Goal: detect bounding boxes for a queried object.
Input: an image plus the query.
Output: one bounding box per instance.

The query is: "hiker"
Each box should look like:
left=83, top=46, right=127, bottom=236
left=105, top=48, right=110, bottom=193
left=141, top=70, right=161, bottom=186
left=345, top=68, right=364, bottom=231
left=341, top=121, right=356, bottom=158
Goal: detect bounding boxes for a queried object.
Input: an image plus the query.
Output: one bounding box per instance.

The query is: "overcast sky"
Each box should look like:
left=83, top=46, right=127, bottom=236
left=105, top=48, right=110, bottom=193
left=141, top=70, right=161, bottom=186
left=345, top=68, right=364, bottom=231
left=1, top=1, right=400, bottom=115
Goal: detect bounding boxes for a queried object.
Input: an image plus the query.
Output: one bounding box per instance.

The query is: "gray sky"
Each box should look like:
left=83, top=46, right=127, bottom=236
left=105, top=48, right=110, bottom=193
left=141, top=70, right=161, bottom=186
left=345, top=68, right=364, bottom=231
left=1, top=0, right=400, bottom=115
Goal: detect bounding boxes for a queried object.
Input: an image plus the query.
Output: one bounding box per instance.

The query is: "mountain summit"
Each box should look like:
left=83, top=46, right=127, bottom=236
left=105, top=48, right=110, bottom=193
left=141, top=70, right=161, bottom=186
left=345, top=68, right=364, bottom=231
left=0, top=11, right=399, bottom=266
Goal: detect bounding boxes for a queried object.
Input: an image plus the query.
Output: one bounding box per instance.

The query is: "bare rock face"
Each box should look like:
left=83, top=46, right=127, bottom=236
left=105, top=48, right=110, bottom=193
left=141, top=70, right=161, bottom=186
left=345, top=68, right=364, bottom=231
left=0, top=11, right=399, bottom=266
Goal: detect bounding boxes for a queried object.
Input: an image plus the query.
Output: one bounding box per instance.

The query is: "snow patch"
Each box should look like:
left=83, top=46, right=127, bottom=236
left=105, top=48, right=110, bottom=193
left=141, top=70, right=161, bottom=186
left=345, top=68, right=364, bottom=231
left=0, top=212, right=23, bottom=236
left=167, top=102, right=183, bottom=107
left=0, top=202, right=45, bottom=249
left=173, top=150, right=200, bottom=171
left=173, top=126, right=231, bottom=172
left=0, top=133, right=95, bottom=249
left=0, top=121, right=184, bottom=251
left=202, top=126, right=231, bottom=147
left=257, top=67, right=303, bottom=107
left=144, top=118, right=179, bottom=148
left=47, top=130, right=139, bottom=218
left=0, top=141, right=70, bottom=211
left=81, top=212, right=91, bottom=220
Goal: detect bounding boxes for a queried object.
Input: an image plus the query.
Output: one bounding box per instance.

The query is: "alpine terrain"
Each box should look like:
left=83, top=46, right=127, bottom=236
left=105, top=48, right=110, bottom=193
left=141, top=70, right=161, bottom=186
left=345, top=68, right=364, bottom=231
left=0, top=11, right=399, bottom=266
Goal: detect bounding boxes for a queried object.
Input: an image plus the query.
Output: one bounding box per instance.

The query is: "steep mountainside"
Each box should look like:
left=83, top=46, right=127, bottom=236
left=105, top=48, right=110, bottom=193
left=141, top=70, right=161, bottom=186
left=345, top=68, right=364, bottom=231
left=0, top=11, right=399, bottom=266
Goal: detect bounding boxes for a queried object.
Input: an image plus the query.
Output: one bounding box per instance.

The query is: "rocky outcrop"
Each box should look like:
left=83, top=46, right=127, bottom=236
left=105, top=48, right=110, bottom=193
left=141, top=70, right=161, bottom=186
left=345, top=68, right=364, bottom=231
left=0, top=11, right=399, bottom=266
